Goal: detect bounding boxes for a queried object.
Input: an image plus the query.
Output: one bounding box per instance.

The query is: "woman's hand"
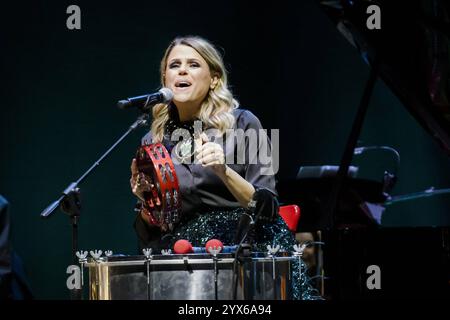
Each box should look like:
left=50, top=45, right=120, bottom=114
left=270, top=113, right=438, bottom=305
left=195, top=133, right=227, bottom=176
left=195, top=133, right=255, bottom=208
left=130, top=158, right=153, bottom=201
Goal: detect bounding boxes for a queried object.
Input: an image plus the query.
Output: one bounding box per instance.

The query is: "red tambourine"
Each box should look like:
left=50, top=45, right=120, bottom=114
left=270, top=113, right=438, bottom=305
left=135, top=143, right=181, bottom=229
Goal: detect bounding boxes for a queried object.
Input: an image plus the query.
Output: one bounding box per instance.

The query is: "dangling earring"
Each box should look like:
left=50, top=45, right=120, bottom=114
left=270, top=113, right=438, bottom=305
left=210, top=77, right=218, bottom=90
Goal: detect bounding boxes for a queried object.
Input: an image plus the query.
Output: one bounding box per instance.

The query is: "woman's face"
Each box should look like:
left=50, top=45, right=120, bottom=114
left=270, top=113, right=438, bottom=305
left=164, top=45, right=215, bottom=110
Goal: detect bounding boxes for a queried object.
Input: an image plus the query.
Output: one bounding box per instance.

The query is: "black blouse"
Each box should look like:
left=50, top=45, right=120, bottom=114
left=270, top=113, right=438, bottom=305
left=134, top=105, right=278, bottom=247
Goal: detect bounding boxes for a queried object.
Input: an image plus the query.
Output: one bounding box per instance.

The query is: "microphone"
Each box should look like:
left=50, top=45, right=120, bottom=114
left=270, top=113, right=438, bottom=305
left=117, top=87, right=173, bottom=110
left=234, top=188, right=278, bottom=244
left=173, top=239, right=237, bottom=254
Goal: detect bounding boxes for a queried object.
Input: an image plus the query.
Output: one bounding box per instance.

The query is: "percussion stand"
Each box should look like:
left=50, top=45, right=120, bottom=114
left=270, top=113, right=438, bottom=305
left=232, top=190, right=270, bottom=299
left=208, top=248, right=221, bottom=300
left=232, top=213, right=258, bottom=300
left=39, top=113, right=150, bottom=300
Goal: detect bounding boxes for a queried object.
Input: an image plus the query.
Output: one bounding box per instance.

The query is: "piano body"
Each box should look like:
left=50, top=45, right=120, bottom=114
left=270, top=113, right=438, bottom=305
left=278, top=0, right=450, bottom=299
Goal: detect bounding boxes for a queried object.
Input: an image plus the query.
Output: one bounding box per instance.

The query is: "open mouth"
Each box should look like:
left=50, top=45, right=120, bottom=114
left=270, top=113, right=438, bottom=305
left=175, top=81, right=192, bottom=88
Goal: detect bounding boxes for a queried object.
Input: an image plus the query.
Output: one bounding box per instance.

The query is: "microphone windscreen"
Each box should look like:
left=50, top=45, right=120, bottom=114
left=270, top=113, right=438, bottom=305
left=117, top=100, right=130, bottom=109
left=173, top=239, right=193, bottom=254
left=205, top=239, right=224, bottom=252
left=159, top=87, right=174, bottom=103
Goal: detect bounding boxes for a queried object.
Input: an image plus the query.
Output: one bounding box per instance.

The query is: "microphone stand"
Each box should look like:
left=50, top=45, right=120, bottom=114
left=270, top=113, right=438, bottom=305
left=232, top=206, right=263, bottom=300
left=231, top=220, right=253, bottom=300
left=40, top=112, right=150, bottom=300
left=232, top=190, right=275, bottom=299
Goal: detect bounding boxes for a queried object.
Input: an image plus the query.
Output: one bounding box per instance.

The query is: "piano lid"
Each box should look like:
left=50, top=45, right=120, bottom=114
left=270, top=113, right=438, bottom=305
left=319, top=0, right=450, bottom=155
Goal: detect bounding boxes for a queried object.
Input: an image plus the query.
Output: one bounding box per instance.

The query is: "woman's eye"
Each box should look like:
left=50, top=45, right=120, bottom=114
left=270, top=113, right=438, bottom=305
left=169, top=63, right=179, bottom=68
left=190, top=62, right=200, bottom=67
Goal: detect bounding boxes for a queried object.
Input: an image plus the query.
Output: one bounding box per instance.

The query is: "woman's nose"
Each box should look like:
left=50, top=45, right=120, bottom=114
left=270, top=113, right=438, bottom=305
left=178, top=63, right=188, bottom=75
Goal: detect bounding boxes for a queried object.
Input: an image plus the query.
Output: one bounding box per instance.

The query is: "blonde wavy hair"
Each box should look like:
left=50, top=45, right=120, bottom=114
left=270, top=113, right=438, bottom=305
left=151, top=36, right=239, bottom=142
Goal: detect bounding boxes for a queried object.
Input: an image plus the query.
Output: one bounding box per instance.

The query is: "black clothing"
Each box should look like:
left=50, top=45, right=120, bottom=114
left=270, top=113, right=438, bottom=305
left=134, top=105, right=278, bottom=249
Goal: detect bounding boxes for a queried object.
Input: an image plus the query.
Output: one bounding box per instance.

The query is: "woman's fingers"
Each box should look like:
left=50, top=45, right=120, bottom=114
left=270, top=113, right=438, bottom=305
left=197, top=142, right=220, bottom=156
left=138, top=173, right=153, bottom=191
left=194, top=132, right=209, bottom=157
left=196, top=143, right=224, bottom=166
left=130, top=159, right=153, bottom=200
left=131, top=158, right=138, bottom=175
left=130, top=159, right=138, bottom=189
left=200, top=132, right=209, bottom=143
left=199, top=151, right=224, bottom=166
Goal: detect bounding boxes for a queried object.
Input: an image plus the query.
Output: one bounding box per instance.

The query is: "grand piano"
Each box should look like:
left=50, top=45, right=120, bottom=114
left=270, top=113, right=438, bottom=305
left=278, top=0, right=450, bottom=299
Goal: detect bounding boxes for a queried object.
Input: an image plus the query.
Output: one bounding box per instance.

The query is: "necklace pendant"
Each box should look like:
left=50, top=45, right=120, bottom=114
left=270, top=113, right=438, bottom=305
left=174, top=137, right=194, bottom=164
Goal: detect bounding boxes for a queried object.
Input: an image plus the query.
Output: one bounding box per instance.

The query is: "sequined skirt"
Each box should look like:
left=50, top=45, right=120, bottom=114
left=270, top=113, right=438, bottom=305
left=170, top=207, right=322, bottom=300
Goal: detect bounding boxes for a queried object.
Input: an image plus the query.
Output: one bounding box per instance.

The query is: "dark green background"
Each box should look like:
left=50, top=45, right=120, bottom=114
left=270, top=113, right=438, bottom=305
left=1, top=0, right=449, bottom=299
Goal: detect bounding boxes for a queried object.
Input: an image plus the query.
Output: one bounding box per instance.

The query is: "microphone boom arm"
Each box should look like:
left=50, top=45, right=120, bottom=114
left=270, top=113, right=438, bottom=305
left=39, top=112, right=150, bottom=299
left=40, top=113, right=149, bottom=218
